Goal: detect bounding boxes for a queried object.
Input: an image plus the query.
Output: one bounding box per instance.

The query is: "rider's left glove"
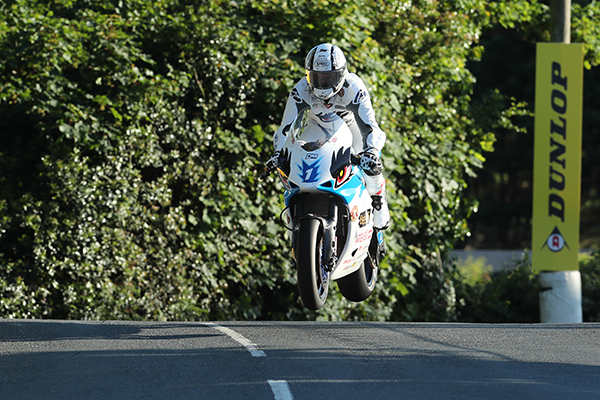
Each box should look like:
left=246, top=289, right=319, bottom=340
left=359, top=150, right=383, bottom=176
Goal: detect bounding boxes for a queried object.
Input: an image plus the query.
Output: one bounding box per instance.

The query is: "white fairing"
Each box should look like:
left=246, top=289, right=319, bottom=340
left=281, top=111, right=374, bottom=280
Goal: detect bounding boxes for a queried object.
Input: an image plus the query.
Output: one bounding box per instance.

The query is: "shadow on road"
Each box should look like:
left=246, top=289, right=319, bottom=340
left=1, top=320, right=599, bottom=399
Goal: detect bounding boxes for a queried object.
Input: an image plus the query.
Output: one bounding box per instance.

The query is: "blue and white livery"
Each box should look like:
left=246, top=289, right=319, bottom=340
left=273, top=109, right=385, bottom=310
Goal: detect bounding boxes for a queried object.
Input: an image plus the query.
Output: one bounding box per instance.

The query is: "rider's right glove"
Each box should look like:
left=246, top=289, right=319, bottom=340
left=359, top=150, right=383, bottom=176
left=266, top=151, right=280, bottom=171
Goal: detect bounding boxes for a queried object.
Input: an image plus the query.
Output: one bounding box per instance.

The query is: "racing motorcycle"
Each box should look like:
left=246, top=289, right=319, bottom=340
left=264, top=110, right=386, bottom=310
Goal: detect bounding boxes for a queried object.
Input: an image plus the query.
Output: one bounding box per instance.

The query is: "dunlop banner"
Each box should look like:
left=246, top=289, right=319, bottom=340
left=532, top=43, right=584, bottom=272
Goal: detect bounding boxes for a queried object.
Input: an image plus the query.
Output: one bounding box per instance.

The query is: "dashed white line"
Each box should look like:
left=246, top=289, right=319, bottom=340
left=268, top=380, right=295, bottom=400
left=204, top=323, right=266, bottom=357
left=205, top=323, right=293, bottom=399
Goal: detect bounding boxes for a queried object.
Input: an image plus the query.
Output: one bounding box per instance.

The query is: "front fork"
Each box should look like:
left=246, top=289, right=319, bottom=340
left=292, top=201, right=339, bottom=272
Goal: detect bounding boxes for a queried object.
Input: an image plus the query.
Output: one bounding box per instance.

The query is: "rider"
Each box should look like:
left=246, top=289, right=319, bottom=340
left=269, top=43, right=391, bottom=230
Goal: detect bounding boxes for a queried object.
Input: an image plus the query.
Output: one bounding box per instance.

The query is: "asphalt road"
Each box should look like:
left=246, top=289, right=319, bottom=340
left=1, top=320, right=599, bottom=399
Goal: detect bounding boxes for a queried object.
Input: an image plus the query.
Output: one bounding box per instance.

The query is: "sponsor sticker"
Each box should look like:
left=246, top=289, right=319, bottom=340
left=315, top=60, right=331, bottom=68
left=358, top=211, right=370, bottom=228
left=350, top=206, right=359, bottom=222
left=543, top=227, right=569, bottom=252
left=355, top=229, right=373, bottom=244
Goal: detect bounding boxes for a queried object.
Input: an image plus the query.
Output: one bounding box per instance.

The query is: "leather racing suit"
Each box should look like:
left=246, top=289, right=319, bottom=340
left=273, top=72, right=390, bottom=229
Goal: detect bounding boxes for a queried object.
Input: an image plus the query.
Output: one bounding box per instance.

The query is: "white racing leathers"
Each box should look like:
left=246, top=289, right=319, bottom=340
left=274, top=73, right=391, bottom=229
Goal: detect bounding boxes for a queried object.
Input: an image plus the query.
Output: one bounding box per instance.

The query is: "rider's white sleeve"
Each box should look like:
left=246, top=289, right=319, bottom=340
left=343, top=74, right=386, bottom=155
left=358, top=98, right=386, bottom=154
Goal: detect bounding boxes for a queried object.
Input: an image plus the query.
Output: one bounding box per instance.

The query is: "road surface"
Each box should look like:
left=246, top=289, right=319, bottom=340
left=1, top=320, right=599, bottom=399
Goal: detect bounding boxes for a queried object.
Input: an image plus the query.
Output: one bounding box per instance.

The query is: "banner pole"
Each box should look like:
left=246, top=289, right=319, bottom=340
left=534, top=0, right=583, bottom=323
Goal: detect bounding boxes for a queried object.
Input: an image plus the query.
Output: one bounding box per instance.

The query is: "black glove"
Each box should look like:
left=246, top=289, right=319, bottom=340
left=266, top=151, right=280, bottom=171
left=359, top=151, right=383, bottom=176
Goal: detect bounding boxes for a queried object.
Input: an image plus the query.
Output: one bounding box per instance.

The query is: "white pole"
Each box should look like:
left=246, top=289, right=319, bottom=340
left=539, top=270, right=582, bottom=323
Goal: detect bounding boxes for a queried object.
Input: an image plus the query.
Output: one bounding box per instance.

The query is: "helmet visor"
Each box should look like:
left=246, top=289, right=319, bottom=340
left=306, top=69, right=344, bottom=90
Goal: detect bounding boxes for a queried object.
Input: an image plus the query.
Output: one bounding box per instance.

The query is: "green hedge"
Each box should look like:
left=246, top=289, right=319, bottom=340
left=1, top=0, right=599, bottom=321
left=453, top=249, right=600, bottom=323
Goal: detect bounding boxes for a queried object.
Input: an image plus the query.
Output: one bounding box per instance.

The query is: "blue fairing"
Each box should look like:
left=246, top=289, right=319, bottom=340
left=284, top=187, right=300, bottom=206
left=284, top=166, right=364, bottom=207
left=319, top=167, right=364, bottom=204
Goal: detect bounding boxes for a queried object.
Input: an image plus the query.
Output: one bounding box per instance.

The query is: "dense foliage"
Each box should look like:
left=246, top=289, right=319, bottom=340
left=453, top=254, right=541, bottom=323
left=453, top=249, right=600, bottom=323
left=1, top=0, right=599, bottom=321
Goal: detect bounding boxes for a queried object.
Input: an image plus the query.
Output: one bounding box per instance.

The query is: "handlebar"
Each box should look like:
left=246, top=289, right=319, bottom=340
left=259, top=166, right=278, bottom=180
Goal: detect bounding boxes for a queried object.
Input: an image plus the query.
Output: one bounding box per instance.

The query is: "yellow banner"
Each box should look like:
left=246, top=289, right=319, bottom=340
left=532, top=43, right=584, bottom=272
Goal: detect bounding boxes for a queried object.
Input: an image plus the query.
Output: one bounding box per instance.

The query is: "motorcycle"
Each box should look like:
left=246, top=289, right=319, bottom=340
left=264, top=109, right=386, bottom=310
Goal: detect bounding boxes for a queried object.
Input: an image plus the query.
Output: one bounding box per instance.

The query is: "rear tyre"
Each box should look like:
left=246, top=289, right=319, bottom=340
left=296, top=218, right=329, bottom=310
left=337, top=231, right=380, bottom=302
left=337, top=254, right=377, bottom=302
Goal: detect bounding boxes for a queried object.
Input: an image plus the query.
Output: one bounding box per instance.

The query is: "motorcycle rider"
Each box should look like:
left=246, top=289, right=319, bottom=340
left=269, top=43, right=391, bottom=230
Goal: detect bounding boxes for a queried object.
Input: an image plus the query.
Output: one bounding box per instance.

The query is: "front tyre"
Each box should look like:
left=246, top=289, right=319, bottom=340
left=296, top=218, right=329, bottom=310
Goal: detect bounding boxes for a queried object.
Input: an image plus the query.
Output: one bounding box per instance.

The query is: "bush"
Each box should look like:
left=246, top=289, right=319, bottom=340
left=2, top=0, right=597, bottom=321
left=453, top=253, right=539, bottom=323
left=580, top=249, right=600, bottom=322
left=452, top=249, right=600, bottom=323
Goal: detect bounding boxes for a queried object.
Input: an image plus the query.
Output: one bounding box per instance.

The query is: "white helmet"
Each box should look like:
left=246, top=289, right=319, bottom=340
left=304, top=43, right=347, bottom=101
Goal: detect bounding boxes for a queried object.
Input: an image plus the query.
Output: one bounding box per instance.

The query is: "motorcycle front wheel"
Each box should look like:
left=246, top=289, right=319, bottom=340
left=296, top=218, right=329, bottom=310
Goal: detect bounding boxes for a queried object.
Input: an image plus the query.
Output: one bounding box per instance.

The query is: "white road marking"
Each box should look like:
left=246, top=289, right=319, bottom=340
left=268, top=380, right=294, bottom=400
left=204, top=324, right=294, bottom=399
left=204, top=323, right=266, bottom=357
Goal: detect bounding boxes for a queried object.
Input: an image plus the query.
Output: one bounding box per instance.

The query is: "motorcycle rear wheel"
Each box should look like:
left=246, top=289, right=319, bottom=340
left=337, top=255, right=377, bottom=302
left=337, top=235, right=379, bottom=302
left=296, top=218, right=329, bottom=310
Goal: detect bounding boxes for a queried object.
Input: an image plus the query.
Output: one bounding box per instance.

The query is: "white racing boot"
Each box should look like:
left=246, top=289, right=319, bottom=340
left=371, top=193, right=390, bottom=230
left=363, top=173, right=390, bottom=230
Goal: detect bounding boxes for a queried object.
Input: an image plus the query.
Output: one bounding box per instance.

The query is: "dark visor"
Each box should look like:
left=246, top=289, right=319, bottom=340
left=306, top=70, right=344, bottom=90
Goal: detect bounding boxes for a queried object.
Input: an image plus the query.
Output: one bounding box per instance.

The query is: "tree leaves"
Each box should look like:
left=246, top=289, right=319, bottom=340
left=2, top=0, right=598, bottom=321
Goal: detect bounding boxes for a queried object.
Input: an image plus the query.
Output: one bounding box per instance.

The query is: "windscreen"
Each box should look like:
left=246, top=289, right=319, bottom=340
left=290, top=111, right=344, bottom=151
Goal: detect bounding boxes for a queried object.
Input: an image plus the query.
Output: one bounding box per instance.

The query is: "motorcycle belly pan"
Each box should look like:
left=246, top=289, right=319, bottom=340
left=331, top=223, right=371, bottom=280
